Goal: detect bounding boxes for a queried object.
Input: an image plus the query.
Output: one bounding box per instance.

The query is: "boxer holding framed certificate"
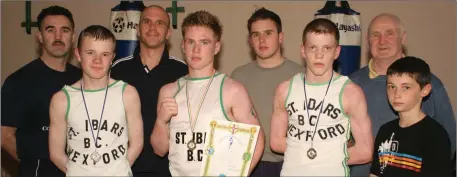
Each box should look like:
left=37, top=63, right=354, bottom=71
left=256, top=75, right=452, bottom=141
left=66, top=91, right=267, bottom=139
left=150, top=10, right=264, bottom=177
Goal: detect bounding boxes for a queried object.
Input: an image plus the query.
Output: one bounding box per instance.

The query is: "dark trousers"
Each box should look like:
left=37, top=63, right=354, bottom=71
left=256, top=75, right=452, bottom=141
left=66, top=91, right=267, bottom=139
left=452, top=151, right=456, bottom=177
left=133, top=171, right=171, bottom=177
left=250, top=161, right=283, bottom=177
left=18, top=159, right=64, bottom=177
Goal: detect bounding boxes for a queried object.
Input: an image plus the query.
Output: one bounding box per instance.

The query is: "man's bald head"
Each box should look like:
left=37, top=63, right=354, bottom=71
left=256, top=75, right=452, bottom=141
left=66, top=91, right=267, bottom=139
left=138, top=5, right=172, bottom=49
left=141, top=5, right=171, bottom=27
left=367, top=13, right=406, bottom=62
left=368, top=13, right=404, bottom=35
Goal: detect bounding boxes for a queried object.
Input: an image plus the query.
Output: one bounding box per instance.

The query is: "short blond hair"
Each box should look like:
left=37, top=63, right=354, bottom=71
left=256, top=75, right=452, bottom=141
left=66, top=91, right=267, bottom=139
left=181, top=10, right=223, bottom=41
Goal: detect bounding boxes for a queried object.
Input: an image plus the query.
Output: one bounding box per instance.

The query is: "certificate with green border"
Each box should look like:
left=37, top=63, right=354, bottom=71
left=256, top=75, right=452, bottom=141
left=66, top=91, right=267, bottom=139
left=199, top=119, right=260, bottom=177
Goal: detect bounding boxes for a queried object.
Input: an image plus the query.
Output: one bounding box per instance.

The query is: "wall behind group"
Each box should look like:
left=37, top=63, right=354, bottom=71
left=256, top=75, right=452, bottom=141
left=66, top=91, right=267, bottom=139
left=1, top=1, right=455, bottom=109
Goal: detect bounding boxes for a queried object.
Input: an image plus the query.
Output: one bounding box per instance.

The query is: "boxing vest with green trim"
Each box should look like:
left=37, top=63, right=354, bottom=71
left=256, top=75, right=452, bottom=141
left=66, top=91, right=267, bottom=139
left=168, top=73, right=231, bottom=176
left=63, top=80, right=131, bottom=176
left=281, top=73, right=351, bottom=176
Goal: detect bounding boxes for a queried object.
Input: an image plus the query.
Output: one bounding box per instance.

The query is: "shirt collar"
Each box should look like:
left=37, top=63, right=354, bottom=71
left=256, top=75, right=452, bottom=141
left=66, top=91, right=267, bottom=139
left=368, top=54, right=406, bottom=79
left=368, top=59, right=379, bottom=79
left=134, top=45, right=170, bottom=72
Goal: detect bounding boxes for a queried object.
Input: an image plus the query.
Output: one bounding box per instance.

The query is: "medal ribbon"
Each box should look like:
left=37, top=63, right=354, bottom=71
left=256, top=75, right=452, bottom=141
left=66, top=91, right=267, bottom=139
left=80, top=80, right=109, bottom=152
left=303, top=71, right=334, bottom=148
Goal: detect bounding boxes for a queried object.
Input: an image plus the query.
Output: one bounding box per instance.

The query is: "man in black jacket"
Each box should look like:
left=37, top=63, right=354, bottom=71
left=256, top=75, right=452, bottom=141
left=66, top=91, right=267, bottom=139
left=110, top=5, right=188, bottom=177
left=1, top=5, right=81, bottom=177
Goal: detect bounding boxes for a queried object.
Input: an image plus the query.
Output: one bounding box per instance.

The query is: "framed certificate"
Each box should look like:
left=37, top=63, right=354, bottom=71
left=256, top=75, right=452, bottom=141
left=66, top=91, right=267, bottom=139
left=199, top=119, right=260, bottom=177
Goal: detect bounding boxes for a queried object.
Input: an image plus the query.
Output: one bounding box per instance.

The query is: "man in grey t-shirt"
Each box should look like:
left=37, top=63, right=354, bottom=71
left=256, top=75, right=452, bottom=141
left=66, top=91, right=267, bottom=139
left=231, top=7, right=302, bottom=177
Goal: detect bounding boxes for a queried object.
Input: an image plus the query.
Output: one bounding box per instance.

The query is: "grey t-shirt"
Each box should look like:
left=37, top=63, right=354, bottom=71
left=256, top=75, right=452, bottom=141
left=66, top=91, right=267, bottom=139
left=231, top=59, right=303, bottom=162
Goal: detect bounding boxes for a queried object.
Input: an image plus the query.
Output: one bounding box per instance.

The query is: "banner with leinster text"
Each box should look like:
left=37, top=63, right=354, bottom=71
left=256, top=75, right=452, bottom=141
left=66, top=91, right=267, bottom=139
left=315, top=1, right=361, bottom=76
left=110, top=1, right=145, bottom=62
